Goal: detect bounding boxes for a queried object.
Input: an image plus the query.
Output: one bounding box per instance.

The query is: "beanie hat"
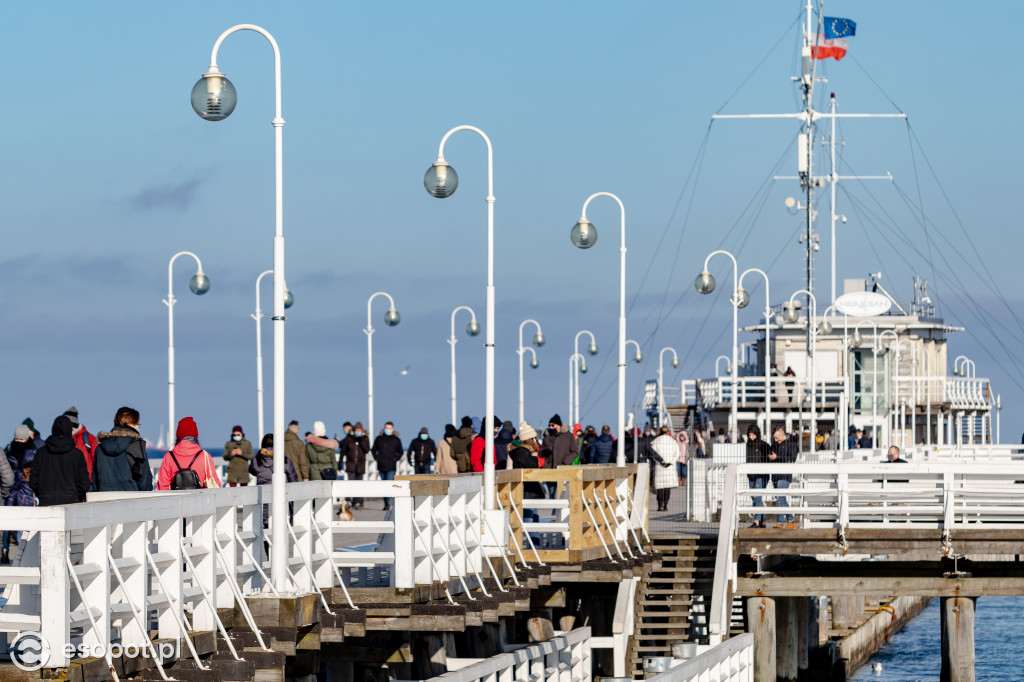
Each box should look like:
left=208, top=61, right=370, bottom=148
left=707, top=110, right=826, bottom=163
left=461, top=416, right=473, bottom=429
left=232, top=425, right=244, bottom=434
left=63, top=406, right=80, bottom=427
left=22, top=418, right=35, bottom=432
left=419, top=427, right=429, bottom=435
left=549, top=414, right=562, bottom=426
left=14, top=425, right=31, bottom=440
left=353, top=422, right=364, bottom=432
left=519, top=422, right=537, bottom=441
left=176, top=417, right=199, bottom=441
left=313, top=421, right=327, bottom=437
left=444, top=424, right=457, bottom=438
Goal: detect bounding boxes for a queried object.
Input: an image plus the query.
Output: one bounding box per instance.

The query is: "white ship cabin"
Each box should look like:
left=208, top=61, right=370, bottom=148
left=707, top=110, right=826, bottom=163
left=659, top=278, right=996, bottom=450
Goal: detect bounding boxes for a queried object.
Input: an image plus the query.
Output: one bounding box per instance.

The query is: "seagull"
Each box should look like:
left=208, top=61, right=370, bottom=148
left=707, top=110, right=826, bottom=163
left=398, top=365, right=411, bottom=376
left=873, top=662, right=883, bottom=673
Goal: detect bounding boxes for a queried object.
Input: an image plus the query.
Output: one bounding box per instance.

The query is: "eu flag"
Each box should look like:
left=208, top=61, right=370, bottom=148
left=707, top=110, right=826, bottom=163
left=823, top=17, right=856, bottom=40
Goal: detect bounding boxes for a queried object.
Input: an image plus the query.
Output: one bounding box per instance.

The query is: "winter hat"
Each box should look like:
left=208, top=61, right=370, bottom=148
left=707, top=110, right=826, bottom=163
left=22, top=418, right=35, bottom=432
left=549, top=414, right=562, bottom=426
left=519, top=422, right=537, bottom=441
left=63, top=406, right=80, bottom=427
left=419, top=427, right=429, bottom=435
left=14, top=425, right=31, bottom=441
left=176, top=417, right=199, bottom=441
left=461, top=416, right=473, bottom=429
left=353, top=422, right=365, bottom=432
left=472, top=416, right=482, bottom=433
left=232, top=425, right=244, bottom=434
left=444, top=424, right=457, bottom=438
left=313, top=421, right=327, bottom=437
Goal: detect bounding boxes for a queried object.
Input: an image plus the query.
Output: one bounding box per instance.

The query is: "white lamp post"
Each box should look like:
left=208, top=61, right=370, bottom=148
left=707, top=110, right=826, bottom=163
left=573, top=330, right=599, bottom=428
left=570, top=192, right=628, bottom=465
left=252, top=270, right=293, bottom=439
left=736, top=268, right=772, bottom=438
left=953, top=355, right=976, bottom=378
left=696, top=250, right=740, bottom=442
left=165, top=251, right=210, bottom=438
left=365, top=292, right=400, bottom=441
left=852, top=320, right=879, bottom=445
left=517, top=320, right=545, bottom=426
left=996, top=394, right=1002, bottom=444
left=658, top=347, right=679, bottom=429
left=448, top=306, right=481, bottom=425
left=191, top=23, right=289, bottom=591
left=424, top=125, right=497, bottom=509
left=782, top=290, right=818, bottom=453
left=569, top=353, right=585, bottom=426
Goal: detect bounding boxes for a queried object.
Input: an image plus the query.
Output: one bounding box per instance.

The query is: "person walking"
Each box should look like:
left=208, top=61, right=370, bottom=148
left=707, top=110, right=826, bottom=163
left=540, top=414, right=578, bottom=469
left=64, top=407, right=98, bottom=480
left=649, top=426, right=680, bottom=512
left=676, top=431, right=689, bottom=485
left=305, top=421, right=339, bottom=481
left=93, top=407, right=153, bottom=492
left=452, top=416, right=475, bottom=473
left=223, top=425, right=255, bottom=487
left=769, top=425, right=798, bottom=528
left=744, top=424, right=771, bottom=528
left=509, top=422, right=545, bottom=542
left=284, top=420, right=310, bottom=482
left=589, top=425, right=615, bottom=465
left=435, top=424, right=459, bottom=475
left=340, top=422, right=370, bottom=509
left=29, top=415, right=89, bottom=506
left=407, top=427, right=437, bottom=475
left=471, top=416, right=503, bottom=473
left=156, top=417, right=221, bottom=490
left=249, top=433, right=298, bottom=526
left=371, top=421, right=403, bottom=510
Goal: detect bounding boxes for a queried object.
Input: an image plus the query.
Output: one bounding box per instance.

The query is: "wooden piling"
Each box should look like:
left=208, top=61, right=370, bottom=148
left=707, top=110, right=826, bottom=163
left=776, top=597, right=798, bottom=681
left=746, top=596, right=776, bottom=682
left=941, top=596, right=975, bottom=682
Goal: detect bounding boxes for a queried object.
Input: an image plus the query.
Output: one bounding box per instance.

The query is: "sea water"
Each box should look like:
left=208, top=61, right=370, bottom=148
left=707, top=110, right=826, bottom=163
left=850, top=597, right=1024, bottom=681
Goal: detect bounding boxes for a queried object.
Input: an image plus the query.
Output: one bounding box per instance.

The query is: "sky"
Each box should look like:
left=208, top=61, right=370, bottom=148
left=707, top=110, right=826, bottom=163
left=2, top=1, right=1021, bottom=446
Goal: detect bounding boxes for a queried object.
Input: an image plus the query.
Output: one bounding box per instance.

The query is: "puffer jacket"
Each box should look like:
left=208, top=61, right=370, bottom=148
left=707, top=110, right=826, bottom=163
left=589, top=433, right=615, bottom=464
left=451, top=426, right=475, bottom=473
left=222, top=437, right=255, bottom=484
left=94, top=426, right=153, bottom=492
left=248, top=449, right=298, bottom=485
left=284, top=430, right=309, bottom=481
left=306, top=441, right=339, bottom=480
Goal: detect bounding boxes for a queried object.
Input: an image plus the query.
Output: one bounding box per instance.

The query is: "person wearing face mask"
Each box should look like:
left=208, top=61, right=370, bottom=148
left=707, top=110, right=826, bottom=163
left=223, top=425, right=255, bottom=487
left=340, top=422, right=370, bottom=510
left=407, top=427, right=437, bottom=475
left=371, top=421, right=403, bottom=510
left=540, top=414, right=578, bottom=470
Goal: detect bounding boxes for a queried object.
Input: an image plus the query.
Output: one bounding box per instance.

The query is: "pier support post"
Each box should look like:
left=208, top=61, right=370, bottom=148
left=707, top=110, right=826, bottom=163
left=941, top=596, right=975, bottom=682
left=776, top=597, right=798, bottom=681
left=797, top=596, right=819, bottom=675
left=746, top=596, right=776, bottom=682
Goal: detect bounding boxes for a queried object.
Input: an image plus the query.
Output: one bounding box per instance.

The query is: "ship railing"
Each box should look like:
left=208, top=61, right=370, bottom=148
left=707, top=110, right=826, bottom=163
left=696, top=376, right=846, bottom=410
left=943, top=377, right=992, bottom=410
left=644, top=632, right=754, bottom=681
left=0, top=477, right=495, bottom=668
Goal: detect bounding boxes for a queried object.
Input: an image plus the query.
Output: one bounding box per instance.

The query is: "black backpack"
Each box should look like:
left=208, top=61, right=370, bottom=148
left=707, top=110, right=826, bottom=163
left=170, top=452, right=203, bottom=490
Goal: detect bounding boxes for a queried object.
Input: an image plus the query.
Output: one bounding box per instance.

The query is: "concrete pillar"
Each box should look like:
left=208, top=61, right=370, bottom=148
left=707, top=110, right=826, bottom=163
left=776, top=597, right=798, bottom=681
left=746, top=596, right=776, bottom=682
left=941, top=596, right=975, bottom=682
left=797, top=596, right=819, bottom=674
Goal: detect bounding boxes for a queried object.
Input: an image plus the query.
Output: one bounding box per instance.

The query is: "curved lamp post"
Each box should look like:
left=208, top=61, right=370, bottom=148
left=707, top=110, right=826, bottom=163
left=658, top=347, right=679, bottom=429
left=253, top=270, right=294, bottom=439
left=878, top=330, right=900, bottom=447
left=696, top=250, right=740, bottom=442
left=573, top=330, right=599, bottom=428
left=366, top=292, right=400, bottom=441
left=191, top=23, right=289, bottom=590
left=953, top=355, right=976, bottom=378
left=569, top=353, right=585, bottom=426
left=517, top=320, right=545, bottom=425
left=782, top=289, right=818, bottom=452
left=571, top=192, right=628, bottom=465
left=852, top=320, right=879, bottom=444
left=165, top=251, right=210, bottom=439
left=424, top=125, right=498, bottom=509
left=737, top=268, right=772, bottom=438
left=715, top=355, right=732, bottom=378
left=448, top=306, right=481, bottom=425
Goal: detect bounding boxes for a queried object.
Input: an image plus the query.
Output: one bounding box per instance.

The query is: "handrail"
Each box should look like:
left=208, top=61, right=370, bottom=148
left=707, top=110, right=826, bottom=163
left=422, top=627, right=592, bottom=681
left=708, top=465, right=738, bottom=644
left=645, top=632, right=754, bottom=681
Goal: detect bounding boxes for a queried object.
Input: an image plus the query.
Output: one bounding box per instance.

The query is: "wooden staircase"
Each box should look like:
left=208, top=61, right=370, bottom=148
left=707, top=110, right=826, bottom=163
left=626, top=533, right=718, bottom=677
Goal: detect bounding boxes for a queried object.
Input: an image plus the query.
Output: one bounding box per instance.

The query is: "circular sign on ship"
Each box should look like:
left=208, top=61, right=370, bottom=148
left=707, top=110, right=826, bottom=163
left=834, top=292, right=891, bottom=318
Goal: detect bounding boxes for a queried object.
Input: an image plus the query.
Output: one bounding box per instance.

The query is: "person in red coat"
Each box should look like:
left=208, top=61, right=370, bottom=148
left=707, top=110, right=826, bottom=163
left=64, top=407, right=98, bottom=479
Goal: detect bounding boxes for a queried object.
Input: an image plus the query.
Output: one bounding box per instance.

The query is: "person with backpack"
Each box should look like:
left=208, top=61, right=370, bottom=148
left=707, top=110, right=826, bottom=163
left=156, top=417, right=221, bottom=491
left=93, top=406, right=153, bottom=492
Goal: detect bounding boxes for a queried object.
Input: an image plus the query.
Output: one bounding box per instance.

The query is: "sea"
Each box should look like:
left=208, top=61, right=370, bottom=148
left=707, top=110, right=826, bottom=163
left=850, top=597, right=1024, bottom=681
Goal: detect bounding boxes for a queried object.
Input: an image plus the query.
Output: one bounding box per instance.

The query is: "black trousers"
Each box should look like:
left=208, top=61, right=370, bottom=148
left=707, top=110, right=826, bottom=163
left=656, top=488, right=672, bottom=509
left=347, top=472, right=364, bottom=506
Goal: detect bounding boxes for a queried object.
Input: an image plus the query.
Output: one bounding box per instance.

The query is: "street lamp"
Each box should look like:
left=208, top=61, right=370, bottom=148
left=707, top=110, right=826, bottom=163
left=715, top=355, right=732, bottom=377
left=448, top=306, right=480, bottom=425
left=658, top=348, right=680, bottom=429
left=192, top=23, right=289, bottom=591
left=573, top=330, right=598, bottom=427
left=165, top=251, right=209, bottom=440
left=366, top=292, right=400, bottom=441
left=425, top=125, right=498, bottom=509
left=571, top=192, right=629, bottom=465
left=877, top=329, right=901, bottom=448
left=696, top=250, right=739, bottom=442
left=853, top=320, right=879, bottom=444
left=569, top=353, right=585, bottom=428
left=953, top=355, right=976, bottom=378
left=785, top=289, right=819, bottom=453
left=517, top=319, right=545, bottom=425
left=738, top=268, right=772, bottom=439
left=252, top=270, right=293, bottom=439
left=625, top=340, right=644, bottom=364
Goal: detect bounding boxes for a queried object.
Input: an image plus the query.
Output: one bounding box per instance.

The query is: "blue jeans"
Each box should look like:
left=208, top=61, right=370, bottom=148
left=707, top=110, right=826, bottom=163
left=749, top=476, right=767, bottom=524
left=382, top=470, right=396, bottom=507
left=1, top=530, right=18, bottom=554
left=774, top=478, right=794, bottom=523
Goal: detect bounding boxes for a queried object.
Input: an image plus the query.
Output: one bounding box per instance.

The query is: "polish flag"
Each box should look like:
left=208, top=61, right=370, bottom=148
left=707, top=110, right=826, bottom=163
left=812, top=34, right=848, bottom=61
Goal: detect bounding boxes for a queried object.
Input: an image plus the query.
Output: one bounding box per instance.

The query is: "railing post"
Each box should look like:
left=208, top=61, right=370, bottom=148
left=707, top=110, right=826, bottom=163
left=837, top=471, right=850, bottom=528
left=241, top=492, right=263, bottom=592
left=155, top=517, right=183, bottom=641
left=39, top=528, right=70, bottom=667
left=393, top=491, right=415, bottom=588
left=312, top=485, right=334, bottom=589
left=943, top=471, right=955, bottom=530
left=80, top=524, right=111, bottom=657
left=120, top=521, right=149, bottom=650
left=291, top=494, right=315, bottom=593
left=190, top=509, right=218, bottom=632
left=215, top=501, right=237, bottom=608
left=413, top=490, right=435, bottom=586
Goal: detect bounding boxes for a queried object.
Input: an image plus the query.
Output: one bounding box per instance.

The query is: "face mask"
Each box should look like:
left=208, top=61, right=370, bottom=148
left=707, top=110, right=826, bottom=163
left=420, top=434, right=428, bottom=440
left=548, top=427, right=558, bottom=435
left=232, top=434, right=242, bottom=441
left=385, top=429, right=394, bottom=436
left=355, top=431, right=363, bottom=437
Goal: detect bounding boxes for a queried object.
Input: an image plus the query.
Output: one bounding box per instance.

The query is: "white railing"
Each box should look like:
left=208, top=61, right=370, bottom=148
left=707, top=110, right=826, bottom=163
left=645, top=633, right=754, bottom=682
left=696, top=377, right=846, bottom=410
left=420, top=627, right=592, bottom=682
left=148, top=455, right=416, bottom=488
left=944, top=377, right=991, bottom=410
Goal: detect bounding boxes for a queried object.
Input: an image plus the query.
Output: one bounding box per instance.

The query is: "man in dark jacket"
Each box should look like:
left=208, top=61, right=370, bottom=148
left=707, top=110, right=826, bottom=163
left=407, top=427, right=437, bottom=474
left=589, top=425, right=616, bottom=465
left=340, top=422, right=370, bottom=509
left=451, top=416, right=475, bottom=473
left=29, top=415, right=90, bottom=506
left=93, top=407, right=153, bottom=492
left=745, top=424, right=771, bottom=527
left=541, top=414, right=578, bottom=469
left=372, top=421, right=403, bottom=510
left=769, top=426, right=798, bottom=527
left=284, top=420, right=310, bottom=481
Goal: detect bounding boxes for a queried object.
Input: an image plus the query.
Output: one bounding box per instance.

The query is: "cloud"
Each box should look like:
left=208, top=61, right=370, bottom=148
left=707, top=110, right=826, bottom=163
left=127, top=176, right=204, bottom=211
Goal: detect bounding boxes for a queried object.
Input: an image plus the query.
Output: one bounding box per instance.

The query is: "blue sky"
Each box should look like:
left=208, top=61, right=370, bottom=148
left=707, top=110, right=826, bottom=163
left=2, top=1, right=1020, bottom=445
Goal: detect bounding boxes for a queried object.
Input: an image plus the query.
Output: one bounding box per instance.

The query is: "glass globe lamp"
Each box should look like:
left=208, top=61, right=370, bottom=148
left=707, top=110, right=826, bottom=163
left=695, top=271, right=715, bottom=294
left=570, top=219, right=598, bottom=249
left=384, top=309, right=401, bottom=327
left=466, top=320, right=481, bottom=337
left=191, top=74, right=237, bottom=121
left=189, top=273, right=210, bottom=295
left=424, top=162, right=458, bottom=198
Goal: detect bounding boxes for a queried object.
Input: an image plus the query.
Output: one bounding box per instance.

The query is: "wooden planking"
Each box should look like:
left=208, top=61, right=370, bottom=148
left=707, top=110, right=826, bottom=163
left=737, top=576, right=1024, bottom=597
